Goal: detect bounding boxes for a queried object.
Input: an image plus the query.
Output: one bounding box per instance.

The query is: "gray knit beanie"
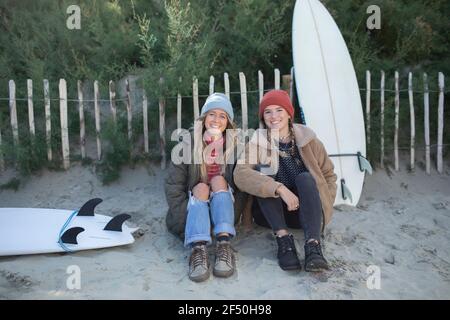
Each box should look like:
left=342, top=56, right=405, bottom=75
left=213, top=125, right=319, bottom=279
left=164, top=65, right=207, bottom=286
left=200, top=93, right=234, bottom=121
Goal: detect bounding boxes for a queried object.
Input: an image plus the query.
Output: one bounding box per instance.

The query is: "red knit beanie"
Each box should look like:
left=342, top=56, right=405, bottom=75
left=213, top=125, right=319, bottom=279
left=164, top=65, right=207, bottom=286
left=259, top=89, right=294, bottom=119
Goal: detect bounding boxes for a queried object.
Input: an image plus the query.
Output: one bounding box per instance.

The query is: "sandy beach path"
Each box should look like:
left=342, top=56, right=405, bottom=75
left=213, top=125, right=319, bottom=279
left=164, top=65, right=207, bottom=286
left=1, top=162, right=449, bottom=299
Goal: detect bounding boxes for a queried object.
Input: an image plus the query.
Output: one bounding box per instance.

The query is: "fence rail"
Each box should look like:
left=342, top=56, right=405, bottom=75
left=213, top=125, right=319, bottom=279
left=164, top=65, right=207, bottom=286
left=0, top=69, right=447, bottom=174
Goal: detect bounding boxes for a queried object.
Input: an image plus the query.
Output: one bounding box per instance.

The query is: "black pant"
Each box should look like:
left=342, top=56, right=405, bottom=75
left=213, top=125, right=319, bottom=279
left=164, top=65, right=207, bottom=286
left=253, top=172, right=323, bottom=241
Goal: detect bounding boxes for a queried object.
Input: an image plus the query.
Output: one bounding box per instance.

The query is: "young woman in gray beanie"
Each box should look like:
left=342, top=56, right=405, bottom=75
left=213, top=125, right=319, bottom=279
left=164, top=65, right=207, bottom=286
left=165, top=93, right=247, bottom=282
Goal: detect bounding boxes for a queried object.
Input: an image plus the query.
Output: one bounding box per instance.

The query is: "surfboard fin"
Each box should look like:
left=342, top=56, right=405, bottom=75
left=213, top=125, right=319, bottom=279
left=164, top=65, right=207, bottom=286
left=341, top=179, right=353, bottom=203
left=60, top=227, right=85, bottom=244
left=77, top=198, right=103, bottom=216
left=104, top=214, right=131, bottom=232
left=357, top=152, right=373, bottom=175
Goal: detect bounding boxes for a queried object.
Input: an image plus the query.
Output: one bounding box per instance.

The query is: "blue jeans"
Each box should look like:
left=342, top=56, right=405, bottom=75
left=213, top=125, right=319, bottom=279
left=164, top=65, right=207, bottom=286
left=184, top=186, right=236, bottom=248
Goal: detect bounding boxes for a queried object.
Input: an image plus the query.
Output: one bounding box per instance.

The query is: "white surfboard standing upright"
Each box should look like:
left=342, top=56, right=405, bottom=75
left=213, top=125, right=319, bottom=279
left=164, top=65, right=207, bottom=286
left=292, top=0, right=372, bottom=206
left=0, top=198, right=138, bottom=256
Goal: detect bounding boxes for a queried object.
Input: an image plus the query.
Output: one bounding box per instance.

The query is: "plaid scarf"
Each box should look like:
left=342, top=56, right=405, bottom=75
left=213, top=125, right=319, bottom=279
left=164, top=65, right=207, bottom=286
left=204, top=133, right=225, bottom=183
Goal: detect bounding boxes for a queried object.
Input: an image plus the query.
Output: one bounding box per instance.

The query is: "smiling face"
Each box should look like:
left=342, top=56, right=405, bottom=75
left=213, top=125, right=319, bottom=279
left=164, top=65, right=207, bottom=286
left=204, top=108, right=229, bottom=134
left=262, top=105, right=290, bottom=135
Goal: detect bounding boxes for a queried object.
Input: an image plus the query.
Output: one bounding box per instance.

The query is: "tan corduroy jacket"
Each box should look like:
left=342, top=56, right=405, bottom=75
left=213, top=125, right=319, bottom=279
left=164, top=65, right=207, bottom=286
left=233, top=123, right=337, bottom=229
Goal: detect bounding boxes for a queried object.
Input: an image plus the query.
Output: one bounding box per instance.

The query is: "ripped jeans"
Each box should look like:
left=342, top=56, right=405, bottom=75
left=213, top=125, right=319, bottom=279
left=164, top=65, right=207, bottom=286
left=184, top=186, right=236, bottom=248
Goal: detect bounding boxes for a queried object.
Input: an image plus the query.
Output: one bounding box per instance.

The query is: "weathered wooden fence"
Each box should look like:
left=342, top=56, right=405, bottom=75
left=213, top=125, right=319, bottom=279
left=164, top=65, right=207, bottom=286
left=0, top=69, right=447, bottom=174
left=364, top=71, right=446, bottom=174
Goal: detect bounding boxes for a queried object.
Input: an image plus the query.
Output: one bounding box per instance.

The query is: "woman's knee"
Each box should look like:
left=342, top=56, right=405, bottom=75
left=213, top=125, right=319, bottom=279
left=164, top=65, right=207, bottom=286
left=210, top=175, right=228, bottom=192
left=192, top=182, right=210, bottom=201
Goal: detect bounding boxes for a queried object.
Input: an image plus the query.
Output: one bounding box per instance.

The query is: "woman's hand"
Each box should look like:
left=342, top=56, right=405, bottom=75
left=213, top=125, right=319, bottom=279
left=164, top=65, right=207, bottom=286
left=276, top=185, right=300, bottom=212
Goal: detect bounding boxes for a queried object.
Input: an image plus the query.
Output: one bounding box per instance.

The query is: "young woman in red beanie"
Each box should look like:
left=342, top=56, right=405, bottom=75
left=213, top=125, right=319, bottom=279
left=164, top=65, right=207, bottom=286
left=234, top=89, right=337, bottom=272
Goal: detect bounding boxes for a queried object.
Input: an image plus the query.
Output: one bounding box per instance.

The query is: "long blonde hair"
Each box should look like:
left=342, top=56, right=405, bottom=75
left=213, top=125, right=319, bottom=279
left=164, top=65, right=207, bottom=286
left=194, top=114, right=238, bottom=183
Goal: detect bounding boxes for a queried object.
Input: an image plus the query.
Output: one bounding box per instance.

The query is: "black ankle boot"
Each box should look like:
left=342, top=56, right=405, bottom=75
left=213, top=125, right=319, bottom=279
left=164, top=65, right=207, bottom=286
left=276, top=234, right=301, bottom=271
left=304, top=240, right=329, bottom=272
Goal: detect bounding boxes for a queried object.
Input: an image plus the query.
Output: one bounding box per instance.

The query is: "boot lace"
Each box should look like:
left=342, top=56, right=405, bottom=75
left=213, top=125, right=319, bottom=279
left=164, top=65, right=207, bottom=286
left=190, top=245, right=208, bottom=269
left=305, top=241, right=323, bottom=257
left=278, top=236, right=295, bottom=254
left=216, top=242, right=233, bottom=266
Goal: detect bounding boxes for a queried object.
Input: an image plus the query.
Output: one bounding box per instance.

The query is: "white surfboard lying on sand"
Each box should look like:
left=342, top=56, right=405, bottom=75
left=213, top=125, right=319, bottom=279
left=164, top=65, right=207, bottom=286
left=0, top=198, right=138, bottom=256
left=292, top=0, right=372, bottom=206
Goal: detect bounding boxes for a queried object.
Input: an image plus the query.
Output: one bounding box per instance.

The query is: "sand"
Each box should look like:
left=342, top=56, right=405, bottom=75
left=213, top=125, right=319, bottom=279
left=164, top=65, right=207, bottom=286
left=0, top=157, right=449, bottom=300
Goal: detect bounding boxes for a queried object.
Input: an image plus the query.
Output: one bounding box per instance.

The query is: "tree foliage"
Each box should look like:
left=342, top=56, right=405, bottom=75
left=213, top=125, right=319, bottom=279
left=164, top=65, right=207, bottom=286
left=1, top=0, right=448, bottom=94
left=0, top=0, right=448, bottom=178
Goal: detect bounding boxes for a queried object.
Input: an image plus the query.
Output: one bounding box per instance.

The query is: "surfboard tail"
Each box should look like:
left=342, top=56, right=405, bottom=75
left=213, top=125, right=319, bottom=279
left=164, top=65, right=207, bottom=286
left=77, top=198, right=103, bottom=216
left=340, top=179, right=353, bottom=203
left=357, top=152, right=373, bottom=175
left=60, top=227, right=85, bottom=244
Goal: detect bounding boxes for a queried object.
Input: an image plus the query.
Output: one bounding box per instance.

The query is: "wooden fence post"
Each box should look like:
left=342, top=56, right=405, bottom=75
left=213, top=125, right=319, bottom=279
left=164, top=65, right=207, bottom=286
left=258, top=70, right=264, bottom=128
left=239, top=72, right=248, bottom=132
left=274, top=68, right=280, bottom=89
left=366, top=71, right=371, bottom=146
left=0, top=129, right=4, bottom=171
left=290, top=67, right=294, bottom=102
left=224, top=73, right=230, bottom=99
left=143, top=91, right=149, bottom=154
left=380, top=71, right=385, bottom=168
left=258, top=70, right=264, bottom=102
left=159, top=78, right=166, bottom=169
left=94, top=80, right=102, bottom=161
left=109, top=80, right=117, bottom=124
left=394, top=71, right=400, bottom=171
left=78, top=80, right=86, bottom=160
left=282, top=74, right=291, bottom=96
left=437, top=72, right=445, bottom=174
left=423, top=73, right=430, bottom=174
left=209, top=75, right=215, bottom=95
left=193, top=77, right=199, bottom=120
left=43, top=79, right=52, bottom=161
left=27, top=79, right=35, bottom=139
left=408, top=72, right=415, bottom=171
left=59, top=79, right=70, bottom=169
left=9, top=80, right=19, bottom=146
left=126, top=78, right=132, bottom=141
left=177, top=77, right=182, bottom=131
